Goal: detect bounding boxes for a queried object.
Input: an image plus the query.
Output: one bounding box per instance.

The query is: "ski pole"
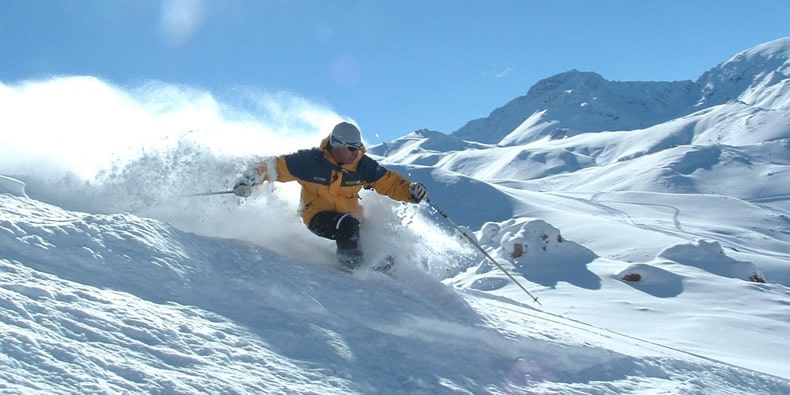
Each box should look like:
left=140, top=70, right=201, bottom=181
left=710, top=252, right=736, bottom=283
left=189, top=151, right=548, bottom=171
left=182, top=190, right=236, bottom=197
left=425, top=198, right=541, bottom=306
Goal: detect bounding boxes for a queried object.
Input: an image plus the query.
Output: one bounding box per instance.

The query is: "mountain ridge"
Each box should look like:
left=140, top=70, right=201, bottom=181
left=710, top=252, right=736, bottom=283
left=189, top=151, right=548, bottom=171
left=369, top=37, right=790, bottom=199
left=446, top=37, right=790, bottom=146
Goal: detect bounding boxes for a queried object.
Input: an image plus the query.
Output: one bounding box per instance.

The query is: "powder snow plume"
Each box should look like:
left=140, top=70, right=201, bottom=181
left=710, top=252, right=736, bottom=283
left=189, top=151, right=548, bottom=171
left=0, top=76, right=468, bottom=272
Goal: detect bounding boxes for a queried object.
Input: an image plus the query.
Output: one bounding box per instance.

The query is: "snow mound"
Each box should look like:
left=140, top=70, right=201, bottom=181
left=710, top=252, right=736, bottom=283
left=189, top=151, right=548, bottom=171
left=450, top=217, right=598, bottom=291
left=615, top=263, right=684, bottom=298
left=658, top=239, right=765, bottom=282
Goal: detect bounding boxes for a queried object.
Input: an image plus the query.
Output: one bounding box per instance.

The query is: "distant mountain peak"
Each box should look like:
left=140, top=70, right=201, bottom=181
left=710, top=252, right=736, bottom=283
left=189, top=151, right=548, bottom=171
left=454, top=70, right=698, bottom=145
left=736, top=37, right=790, bottom=61
left=527, top=69, right=605, bottom=94
left=452, top=37, right=789, bottom=146
left=697, top=37, right=790, bottom=109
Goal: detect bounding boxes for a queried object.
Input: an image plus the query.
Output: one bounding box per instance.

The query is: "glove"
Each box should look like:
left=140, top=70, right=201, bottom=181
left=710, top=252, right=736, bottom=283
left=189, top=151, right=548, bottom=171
left=233, top=170, right=260, bottom=198
left=409, top=182, right=428, bottom=203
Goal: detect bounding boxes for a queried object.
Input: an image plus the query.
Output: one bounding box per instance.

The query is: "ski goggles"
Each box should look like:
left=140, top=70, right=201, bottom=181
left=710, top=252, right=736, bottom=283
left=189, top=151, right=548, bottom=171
left=330, top=135, right=363, bottom=151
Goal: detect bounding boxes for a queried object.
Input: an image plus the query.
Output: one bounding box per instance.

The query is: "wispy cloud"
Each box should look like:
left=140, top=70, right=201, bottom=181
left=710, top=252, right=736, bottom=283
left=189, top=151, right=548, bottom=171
left=481, top=65, right=514, bottom=79
left=495, top=67, right=513, bottom=78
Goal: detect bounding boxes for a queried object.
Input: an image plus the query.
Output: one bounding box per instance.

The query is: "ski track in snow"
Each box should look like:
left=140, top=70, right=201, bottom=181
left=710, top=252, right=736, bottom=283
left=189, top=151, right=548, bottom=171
left=546, top=191, right=790, bottom=262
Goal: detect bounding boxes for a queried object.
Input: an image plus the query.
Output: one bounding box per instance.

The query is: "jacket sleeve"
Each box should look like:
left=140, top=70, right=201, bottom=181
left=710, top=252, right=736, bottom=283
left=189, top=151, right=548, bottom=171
left=356, top=156, right=413, bottom=202
left=251, top=156, right=297, bottom=183
left=369, top=170, right=414, bottom=202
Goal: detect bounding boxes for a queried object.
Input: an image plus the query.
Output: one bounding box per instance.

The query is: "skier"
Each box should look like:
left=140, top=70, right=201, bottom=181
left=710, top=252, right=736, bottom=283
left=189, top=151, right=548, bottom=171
left=232, top=121, right=428, bottom=270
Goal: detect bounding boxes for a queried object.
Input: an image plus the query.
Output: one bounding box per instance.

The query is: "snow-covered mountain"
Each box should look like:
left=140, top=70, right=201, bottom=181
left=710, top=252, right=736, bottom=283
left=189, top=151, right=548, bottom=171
left=370, top=37, right=789, bottom=194
left=1, top=37, right=790, bottom=393
left=453, top=70, right=699, bottom=146
left=444, top=37, right=790, bottom=147
left=697, top=37, right=790, bottom=110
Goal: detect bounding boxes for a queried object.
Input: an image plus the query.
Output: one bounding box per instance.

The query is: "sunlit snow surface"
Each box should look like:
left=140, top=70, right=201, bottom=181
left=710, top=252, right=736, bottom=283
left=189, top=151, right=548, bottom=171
left=1, top=181, right=788, bottom=393
left=1, top=37, right=790, bottom=393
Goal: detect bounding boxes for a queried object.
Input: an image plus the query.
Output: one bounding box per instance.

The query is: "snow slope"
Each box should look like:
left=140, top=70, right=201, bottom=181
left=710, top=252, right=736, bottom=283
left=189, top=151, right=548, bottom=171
left=1, top=37, right=790, bottom=393
left=2, top=187, right=789, bottom=394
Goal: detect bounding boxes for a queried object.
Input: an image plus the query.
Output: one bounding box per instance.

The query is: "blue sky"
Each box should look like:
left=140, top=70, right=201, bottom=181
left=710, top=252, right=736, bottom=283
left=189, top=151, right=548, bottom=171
left=2, top=0, right=789, bottom=142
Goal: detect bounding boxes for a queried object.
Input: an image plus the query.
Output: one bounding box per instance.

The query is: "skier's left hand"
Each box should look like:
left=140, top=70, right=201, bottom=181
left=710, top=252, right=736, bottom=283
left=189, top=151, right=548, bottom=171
left=409, top=182, right=428, bottom=203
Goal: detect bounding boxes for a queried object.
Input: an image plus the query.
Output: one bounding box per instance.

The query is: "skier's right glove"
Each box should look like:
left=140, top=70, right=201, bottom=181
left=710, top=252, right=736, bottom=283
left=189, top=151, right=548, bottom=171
left=232, top=170, right=260, bottom=198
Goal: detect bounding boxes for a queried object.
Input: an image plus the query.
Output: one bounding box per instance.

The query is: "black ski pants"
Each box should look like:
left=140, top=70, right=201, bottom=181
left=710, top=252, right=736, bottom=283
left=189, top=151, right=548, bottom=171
left=307, top=211, right=361, bottom=254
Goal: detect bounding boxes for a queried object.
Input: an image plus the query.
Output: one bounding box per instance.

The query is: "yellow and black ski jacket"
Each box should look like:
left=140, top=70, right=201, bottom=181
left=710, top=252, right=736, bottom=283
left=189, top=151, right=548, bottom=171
left=250, top=137, right=415, bottom=224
